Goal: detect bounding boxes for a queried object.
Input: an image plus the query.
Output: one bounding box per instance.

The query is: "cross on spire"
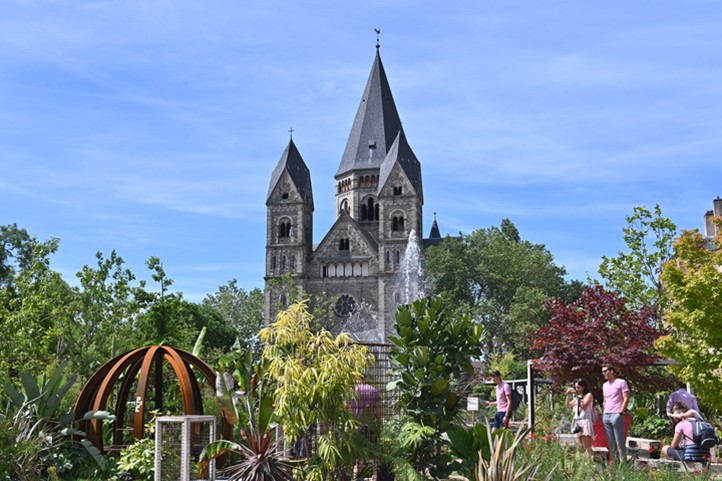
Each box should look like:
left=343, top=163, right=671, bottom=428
left=288, top=127, right=294, bottom=139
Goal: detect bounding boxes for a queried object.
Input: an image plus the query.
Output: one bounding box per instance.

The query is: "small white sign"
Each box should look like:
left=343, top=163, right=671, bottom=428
left=467, top=397, right=479, bottom=411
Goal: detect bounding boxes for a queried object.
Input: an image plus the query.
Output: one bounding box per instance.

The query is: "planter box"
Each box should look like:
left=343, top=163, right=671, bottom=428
left=626, top=436, right=661, bottom=459
left=558, top=434, right=578, bottom=448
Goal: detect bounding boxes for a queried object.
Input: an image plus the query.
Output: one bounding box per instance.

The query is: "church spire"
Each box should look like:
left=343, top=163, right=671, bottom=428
left=267, top=137, right=313, bottom=207
left=336, top=47, right=403, bottom=177
left=429, top=212, right=441, bottom=239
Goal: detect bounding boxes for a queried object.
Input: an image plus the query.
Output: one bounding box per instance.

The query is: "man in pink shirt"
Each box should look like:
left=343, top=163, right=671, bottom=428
left=602, top=365, right=630, bottom=461
left=486, top=370, right=512, bottom=432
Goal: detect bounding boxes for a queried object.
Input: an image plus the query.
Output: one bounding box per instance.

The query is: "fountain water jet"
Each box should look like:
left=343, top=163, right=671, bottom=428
left=395, top=229, right=427, bottom=307
left=342, top=300, right=383, bottom=342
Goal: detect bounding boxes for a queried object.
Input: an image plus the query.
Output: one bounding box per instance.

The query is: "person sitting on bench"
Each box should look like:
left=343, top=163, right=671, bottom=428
left=662, top=401, right=711, bottom=463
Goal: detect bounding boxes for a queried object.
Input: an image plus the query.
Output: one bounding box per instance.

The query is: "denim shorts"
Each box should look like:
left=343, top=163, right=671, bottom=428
left=493, top=411, right=507, bottom=429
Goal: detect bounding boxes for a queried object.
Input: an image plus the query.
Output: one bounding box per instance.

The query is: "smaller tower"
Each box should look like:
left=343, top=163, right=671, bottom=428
left=265, top=138, right=313, bottom=320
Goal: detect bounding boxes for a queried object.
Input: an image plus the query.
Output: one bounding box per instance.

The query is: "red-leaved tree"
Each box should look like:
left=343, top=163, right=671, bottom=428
left=529, top=285, right=669, bottom=398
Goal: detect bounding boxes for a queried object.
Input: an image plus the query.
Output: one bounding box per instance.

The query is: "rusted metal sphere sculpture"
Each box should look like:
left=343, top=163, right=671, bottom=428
left=74, top=345, right=232, bottom=452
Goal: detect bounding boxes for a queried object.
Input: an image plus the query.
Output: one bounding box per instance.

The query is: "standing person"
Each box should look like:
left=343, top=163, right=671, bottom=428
left=486, top=370, right=512, bottom=432
left=566, top=378, right=595, bottom=456
left=666, top=382, right=700, bottom=418
left=601, top=365, right=630, bottom=462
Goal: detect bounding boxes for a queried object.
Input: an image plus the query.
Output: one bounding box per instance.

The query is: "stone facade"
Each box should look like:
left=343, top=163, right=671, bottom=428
left=703, top=197, right=722, bottom=238
left=265, top=47, right=440, bottom=340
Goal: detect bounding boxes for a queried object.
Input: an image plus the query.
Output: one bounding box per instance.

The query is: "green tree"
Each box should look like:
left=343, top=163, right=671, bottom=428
left=0, top=223, right=34, bottom=289
left=0, top=238, right=76, bottom=386
left=657, top=226, right=722, bottom=412
left=181, top=301, right=237, bottom=353
left=596, top=204, right=677, bottom=324
left=203, top=279, right=264, bottom=349
left=259, top=301, right=373, bottom=481
left=266, top=273, right=338, bottom=331
left=130, top=257, right=196, bottom=349
left=68, top=250, right=142, bottom=379
left=425, top=219, right=579, bottom=357
left=388, top=296, right=483, bottom=480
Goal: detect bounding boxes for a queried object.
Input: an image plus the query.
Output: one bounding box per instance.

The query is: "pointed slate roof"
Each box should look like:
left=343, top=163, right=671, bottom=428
left=378, top=129, right=423, bottom=201
left=336, top=48, right=403, bottom=177
left=266, top=138, right=313, bottom=206
left=429, top=213, right=441, bottom=239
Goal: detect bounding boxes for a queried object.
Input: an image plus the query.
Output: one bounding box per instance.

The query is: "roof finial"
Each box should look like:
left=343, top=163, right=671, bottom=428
left=288, top=126, right=294, bottom=139
left=374, top=28, right=381, bottom=49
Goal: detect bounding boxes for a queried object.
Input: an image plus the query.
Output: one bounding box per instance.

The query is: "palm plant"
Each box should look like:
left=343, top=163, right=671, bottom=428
left=1, top=361, right=113, bottom=480
left=198, top=347, right=296, bottom=481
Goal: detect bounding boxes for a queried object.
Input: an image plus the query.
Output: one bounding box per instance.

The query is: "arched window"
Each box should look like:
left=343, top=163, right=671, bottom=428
left=391, top=214, right=405, bottom=232
left=340, top=199, right=349, bottom=214
left=361, top=197, right=379, bottom=221
left=385, top=251, right=390, bottom=265
left=291, top=255, right=296, bottom=270
left=339, top=238, right=349, bottom=251
left=281, top=255, right=286, bottom=270
left=393, top=185, right=402, bottom=196
left=278, top=220, right=291, bottom=238
left=395, top=250, right=400, bottom=264
left=271, top=256, right=276, bottom=269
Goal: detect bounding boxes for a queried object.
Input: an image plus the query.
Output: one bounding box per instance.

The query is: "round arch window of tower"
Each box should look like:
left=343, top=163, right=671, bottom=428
left=334, top=294, right=356, bottom=318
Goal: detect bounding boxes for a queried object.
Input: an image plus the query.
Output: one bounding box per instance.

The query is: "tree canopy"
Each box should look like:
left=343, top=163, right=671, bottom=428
left=425, top=219, right=582, bottom=357
left=202, top=279, right=264, bottom=349
left=596, top=204, right=677, bottom=324
left=657, top=226, right=722, bottom=411
left=530, top=285, right=669, bottom=398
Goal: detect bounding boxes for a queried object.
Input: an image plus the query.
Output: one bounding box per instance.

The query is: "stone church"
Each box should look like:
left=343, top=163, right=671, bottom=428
left=264, top=45, right=441, bottom=340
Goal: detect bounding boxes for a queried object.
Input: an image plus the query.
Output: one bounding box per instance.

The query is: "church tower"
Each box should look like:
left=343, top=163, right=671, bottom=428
left=264, top=138, right=313, bottom=320
left=265, top=45, right=426, bottom=340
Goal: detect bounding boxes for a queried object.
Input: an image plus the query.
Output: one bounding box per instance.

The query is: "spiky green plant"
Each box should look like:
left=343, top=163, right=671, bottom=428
left=467, top=427, right=555, bottom=481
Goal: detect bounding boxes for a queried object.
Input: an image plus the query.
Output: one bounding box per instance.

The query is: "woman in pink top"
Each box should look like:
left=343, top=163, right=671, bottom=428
left=601, top=365, right=630, bottom=462
left=663, top=401, right=697, bottom=460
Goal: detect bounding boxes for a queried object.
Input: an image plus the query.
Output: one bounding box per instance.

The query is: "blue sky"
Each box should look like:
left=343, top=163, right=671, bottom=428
left=1, top=1, right=721, bottom=301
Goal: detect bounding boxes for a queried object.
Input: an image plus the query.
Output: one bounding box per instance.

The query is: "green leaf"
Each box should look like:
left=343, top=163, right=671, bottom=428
left=3, top=381, right=25, bottom=408
left=258, top=395, right=274, bottom=433
left=430, top=377, right=449, bottom=395
left=193, top=326, right=207, bottom=356
left=20, top=370, right=40, bottom=403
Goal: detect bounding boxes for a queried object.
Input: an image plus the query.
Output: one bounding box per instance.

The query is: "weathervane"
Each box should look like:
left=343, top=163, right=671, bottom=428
left=374, top=28, right=381, bottom=49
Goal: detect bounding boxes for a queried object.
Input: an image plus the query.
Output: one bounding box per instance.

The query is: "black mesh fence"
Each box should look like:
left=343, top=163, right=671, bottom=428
left=360, top=342, right=399, bottom=423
